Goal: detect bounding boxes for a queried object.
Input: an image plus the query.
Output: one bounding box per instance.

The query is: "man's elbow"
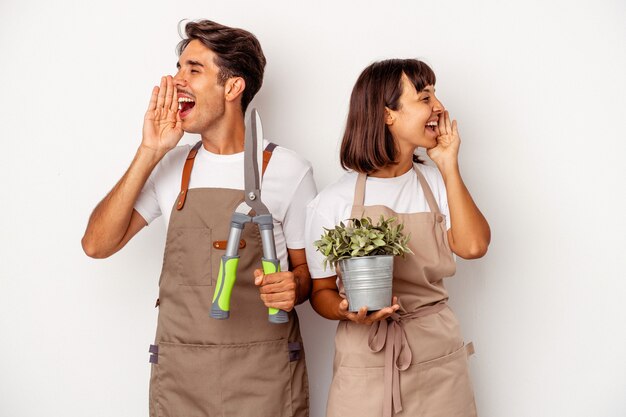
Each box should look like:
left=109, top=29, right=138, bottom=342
left=81, top=236, right=111, bottom=259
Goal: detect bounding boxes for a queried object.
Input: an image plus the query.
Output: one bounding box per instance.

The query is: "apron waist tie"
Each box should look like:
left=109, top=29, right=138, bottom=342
left=368, top=301, right=448, bottom=417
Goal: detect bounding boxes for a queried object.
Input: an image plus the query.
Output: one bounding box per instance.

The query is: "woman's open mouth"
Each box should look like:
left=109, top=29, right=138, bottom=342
left=178, top=97, right=196, bottom=119
left=426, top=120, right=438, bottom=135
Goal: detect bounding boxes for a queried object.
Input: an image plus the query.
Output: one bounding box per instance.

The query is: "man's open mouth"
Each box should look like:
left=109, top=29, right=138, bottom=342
left=178, top=97, right=196, bottom=118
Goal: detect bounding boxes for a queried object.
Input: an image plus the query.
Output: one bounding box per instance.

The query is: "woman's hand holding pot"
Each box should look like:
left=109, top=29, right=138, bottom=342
left=338, top=296, right=400, bottom=325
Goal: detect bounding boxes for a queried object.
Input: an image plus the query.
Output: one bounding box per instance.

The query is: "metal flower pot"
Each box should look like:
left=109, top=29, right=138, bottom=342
left=338, top=255, right=394, bottom=312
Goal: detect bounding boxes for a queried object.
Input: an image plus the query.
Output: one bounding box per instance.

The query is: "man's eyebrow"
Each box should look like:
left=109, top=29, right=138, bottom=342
left=421, top=87, right=435, bottom=93
left=176, top=60, right=205, bottom=69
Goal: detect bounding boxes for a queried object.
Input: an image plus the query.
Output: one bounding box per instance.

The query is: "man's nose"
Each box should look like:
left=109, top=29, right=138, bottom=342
left=173, top=73, right=186, bottom=87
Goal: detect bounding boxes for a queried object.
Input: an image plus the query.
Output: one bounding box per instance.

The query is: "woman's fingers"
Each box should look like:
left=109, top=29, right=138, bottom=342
left=340, top=297, right=402, bottom=324
left=438, top=110, right=446, bottom=135
left=366, top=310, right=390, bottom=323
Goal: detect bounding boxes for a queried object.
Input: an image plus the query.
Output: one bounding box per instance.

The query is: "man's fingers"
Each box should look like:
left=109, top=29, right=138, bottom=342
left=260, top=291, right=295, bottom=304
left=260, top=291, right=295, bottom=312
left=253, top=269, right=264, bottom=286
left=258, top=271, right=294, bottom=286
left=170, top=86, right=180, bottom=113
left=147, top=86, right=159, bottom=112
left=174, top=109, right=182, bottom=130
left=163, top=76, right=174, bottom=111
left=262, top=300, right=294, bottom=311
left=258, top=281, right=296, bottom=294
left=156, top=77, right=166, bottom=110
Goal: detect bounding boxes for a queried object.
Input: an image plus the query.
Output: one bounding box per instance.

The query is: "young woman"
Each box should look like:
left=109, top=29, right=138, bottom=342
left=305, top=59, right=490, bottom=417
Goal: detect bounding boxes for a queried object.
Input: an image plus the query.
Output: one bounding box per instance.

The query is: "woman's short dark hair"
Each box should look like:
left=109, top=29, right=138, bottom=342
left=340, top=59, right=436, bottom=173
left=177, top=20, right=266, bottom=112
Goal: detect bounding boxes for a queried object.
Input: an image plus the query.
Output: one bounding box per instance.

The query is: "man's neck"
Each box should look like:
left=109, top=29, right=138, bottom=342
left=200, top=111, right=245, bottom=155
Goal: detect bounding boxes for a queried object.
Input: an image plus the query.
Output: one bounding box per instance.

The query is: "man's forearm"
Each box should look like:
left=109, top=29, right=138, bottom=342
left=81, top=145, right=164, bottom=258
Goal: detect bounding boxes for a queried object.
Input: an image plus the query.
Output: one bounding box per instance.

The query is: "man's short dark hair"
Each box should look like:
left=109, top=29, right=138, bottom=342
left=177, top=20, right=267, bottom=112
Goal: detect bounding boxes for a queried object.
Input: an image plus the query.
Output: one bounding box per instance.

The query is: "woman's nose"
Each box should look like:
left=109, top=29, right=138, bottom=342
left=433, top=98, right=444, bottom=114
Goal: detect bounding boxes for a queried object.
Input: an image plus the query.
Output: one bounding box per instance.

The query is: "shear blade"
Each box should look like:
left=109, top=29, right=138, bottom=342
left=244, top=108, right=269, bottom=214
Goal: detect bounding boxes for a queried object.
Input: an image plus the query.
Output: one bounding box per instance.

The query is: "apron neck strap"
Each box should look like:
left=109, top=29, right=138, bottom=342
left=351, top=164, right=442, bottom=215
left=353, top=172, right=368, bottom=207
left=176, top=141, right=277, bottom=211
left=413, top=164, right=441, bottom=214
left=176, top=141, right=203, bottom=210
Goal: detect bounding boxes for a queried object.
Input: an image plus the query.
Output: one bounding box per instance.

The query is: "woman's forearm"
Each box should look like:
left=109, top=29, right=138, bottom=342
left=440, top=162, right=491, bottom=259
left=310, top=284, right=344, bottom=320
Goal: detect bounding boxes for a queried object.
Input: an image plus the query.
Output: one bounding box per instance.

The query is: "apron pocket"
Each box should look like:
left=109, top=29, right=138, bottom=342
left=327, top=365, right=384, bottom=417
left=405, top=342, right=477, bottom=417
left=152, top=341, right=220, bottom=417
left=170, top=228, right=213, bottom=286
left=220, top=338, right=294, bottom=417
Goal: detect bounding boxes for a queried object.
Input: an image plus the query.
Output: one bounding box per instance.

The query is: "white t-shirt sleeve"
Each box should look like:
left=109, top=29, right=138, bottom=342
left=305, top=199, right=340, bottom=279
left=282, top=166, right=317, bottom=249
left=134, top=170, right=162, bottom=225
left=305, top=175, right=355, bottom=279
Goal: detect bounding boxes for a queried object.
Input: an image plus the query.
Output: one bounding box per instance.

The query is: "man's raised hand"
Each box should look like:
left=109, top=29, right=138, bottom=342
left=142, top=76, right=183, bottom=156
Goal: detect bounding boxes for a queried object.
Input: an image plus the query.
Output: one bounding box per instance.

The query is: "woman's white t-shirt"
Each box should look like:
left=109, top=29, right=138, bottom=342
left=305, top=163, right=450, bottom=279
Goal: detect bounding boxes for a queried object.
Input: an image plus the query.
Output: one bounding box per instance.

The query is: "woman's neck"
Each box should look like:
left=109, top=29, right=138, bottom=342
left=369, top=151, right=415, bottom=178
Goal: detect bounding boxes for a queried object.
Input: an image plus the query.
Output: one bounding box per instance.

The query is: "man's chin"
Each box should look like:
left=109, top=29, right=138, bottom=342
left=181, top=121, right=201, bottom=134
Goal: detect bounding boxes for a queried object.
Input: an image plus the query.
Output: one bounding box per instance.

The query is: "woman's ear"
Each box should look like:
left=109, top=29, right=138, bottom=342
left=384, top=107, right=394, bottom=125
left=225, top=77, right=246, bottom=103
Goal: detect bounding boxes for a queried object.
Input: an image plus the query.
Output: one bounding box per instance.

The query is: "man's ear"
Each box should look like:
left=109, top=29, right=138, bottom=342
left=225, top=77, right=246, bottom=103
left=384, top=107, right=394, bottom=125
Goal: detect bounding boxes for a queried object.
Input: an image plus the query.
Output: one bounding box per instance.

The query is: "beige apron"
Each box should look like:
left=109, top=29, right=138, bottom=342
left=327, top=165, right=477, bottom=417
left=148, top=142, right=309, bottom=417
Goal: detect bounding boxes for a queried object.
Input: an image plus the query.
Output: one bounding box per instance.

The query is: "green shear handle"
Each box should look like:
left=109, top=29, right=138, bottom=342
left=210, top=213, right=245, bottom=320
left=210, top=212, right=289, bottom=323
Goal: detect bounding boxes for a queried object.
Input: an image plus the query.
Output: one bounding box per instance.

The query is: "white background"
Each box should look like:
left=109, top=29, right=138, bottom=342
left=1, top=0, right=625, bottom=416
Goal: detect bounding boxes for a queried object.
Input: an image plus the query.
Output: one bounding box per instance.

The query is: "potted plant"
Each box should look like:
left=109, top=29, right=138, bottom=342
left=313, top=216, right=413, bottom=311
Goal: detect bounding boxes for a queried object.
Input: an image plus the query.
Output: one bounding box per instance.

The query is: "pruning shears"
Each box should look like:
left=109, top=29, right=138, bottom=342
left=210, top=109, right=289, bottom=324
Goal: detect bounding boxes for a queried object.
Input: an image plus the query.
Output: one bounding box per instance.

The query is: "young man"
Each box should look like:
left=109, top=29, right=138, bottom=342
left=82, top=20, right=315, bottom=416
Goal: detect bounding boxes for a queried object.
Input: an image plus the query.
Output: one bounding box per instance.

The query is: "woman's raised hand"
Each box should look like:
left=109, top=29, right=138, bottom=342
left=339, top=296, right=400, bottom=325
left=141, top=76, right=183, bottom=156
left=427, top=110, right=461, bottom=169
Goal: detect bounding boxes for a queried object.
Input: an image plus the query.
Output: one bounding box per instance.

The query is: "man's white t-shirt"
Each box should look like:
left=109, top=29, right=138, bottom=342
left=305, top=163, right=451, bottom=279
left=135, top=140, right=317, bottom=270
